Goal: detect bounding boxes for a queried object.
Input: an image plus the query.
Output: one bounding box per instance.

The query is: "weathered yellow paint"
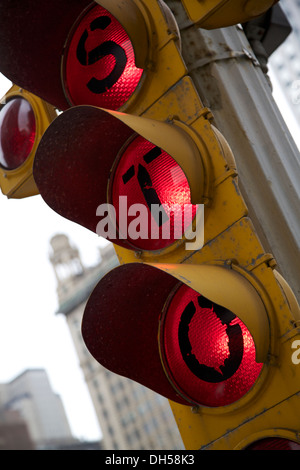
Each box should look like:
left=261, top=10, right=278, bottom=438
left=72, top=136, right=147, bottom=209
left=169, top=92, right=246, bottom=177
left=181, top=0, right=277, bottom=29
left=162, top=247, right=300, bottom=449
left=0, top=85, right=56, bottom=199
left=170, top=323, right=300, bottom=449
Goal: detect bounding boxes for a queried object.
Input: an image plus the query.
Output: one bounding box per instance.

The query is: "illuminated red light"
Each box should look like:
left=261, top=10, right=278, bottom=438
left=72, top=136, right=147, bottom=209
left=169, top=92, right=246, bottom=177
left=245, top=438, right=300, bottom=450
left=0, top=97, right=36, bottom=170
left=160, top=283, right=263, bottom=407
left=63, top=4, right=143, bottom=109
left=111, top=135, right=198, bottom=251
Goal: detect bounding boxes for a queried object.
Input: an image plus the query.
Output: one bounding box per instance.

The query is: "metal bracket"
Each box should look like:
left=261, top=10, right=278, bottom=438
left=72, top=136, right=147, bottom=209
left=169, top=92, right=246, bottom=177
left=188, top=47, right=260, bottom=72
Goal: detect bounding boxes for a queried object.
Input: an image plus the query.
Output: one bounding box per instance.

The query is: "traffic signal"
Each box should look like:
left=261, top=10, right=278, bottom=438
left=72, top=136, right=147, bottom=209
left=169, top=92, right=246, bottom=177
left=0, top=85, right=56, bottom=198
left=32, top=110, right=300, bottom=449
left=1, top=0, right=300, bottom=451
left=0, top=0, right=186, bottom=116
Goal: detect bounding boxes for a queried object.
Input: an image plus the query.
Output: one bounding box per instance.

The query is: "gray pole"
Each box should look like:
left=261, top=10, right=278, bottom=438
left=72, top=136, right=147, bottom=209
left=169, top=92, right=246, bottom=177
left=165, top=1, right=300, bottom=301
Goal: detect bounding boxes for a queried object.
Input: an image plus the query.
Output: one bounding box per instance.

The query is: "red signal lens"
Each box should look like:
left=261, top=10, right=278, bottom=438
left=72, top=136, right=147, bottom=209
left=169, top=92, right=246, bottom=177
left=245, top=438, right=300, bottom=450
left=160, top=283, right=263, bottom=407
left=0, top=97, right=36, bottom=170
left=111, top=135, right=198, bottom=251
left=63, top=4, right=143, bottom=110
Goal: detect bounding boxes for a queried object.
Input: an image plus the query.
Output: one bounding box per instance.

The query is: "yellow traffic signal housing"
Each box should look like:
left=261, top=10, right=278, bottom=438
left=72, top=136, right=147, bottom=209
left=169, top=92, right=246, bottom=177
left=181, top=0, right=279, bottom=29
left=0, top=85, right=56, bottom=198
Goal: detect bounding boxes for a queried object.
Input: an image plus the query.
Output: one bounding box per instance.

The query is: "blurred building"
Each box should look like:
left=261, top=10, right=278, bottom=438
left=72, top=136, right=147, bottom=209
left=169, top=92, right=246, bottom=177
left=50, top=234, right=184, bottom=450
left=0, top=368, right=76, bottom=449
left=0, top=408, right=34, bottom=450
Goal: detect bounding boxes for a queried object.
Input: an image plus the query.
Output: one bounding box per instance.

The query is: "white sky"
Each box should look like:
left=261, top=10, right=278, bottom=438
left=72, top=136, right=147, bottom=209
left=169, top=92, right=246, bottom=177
left=268, top=66, right=300, bottom=151
left=0, top=56, right=299, bottom=444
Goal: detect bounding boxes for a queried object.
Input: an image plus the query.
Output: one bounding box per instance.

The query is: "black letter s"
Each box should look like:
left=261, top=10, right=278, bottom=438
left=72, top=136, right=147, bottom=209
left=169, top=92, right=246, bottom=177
left=76, top=16, right=127, bottom=94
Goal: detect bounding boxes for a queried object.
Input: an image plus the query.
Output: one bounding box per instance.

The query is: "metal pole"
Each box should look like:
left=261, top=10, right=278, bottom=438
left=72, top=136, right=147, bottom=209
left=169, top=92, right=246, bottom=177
left=166, top=0, right=300, bottom=301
